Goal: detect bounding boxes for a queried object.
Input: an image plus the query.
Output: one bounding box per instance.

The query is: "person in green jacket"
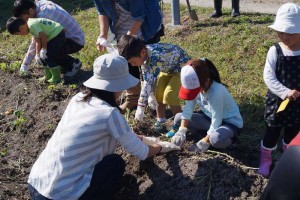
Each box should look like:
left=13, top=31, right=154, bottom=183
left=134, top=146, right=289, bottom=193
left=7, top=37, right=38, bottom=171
left=6, top=16, right=68, bottom=84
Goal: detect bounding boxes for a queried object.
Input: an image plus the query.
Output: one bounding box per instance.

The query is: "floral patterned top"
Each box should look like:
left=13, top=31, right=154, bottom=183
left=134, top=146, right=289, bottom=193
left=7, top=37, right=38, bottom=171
left=139, top=43, right=190, bottom=105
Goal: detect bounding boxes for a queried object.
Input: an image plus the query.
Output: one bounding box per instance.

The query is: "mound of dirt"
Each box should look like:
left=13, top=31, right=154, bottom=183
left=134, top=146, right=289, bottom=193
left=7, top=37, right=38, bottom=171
left=0, top=67, right=267, bottom=199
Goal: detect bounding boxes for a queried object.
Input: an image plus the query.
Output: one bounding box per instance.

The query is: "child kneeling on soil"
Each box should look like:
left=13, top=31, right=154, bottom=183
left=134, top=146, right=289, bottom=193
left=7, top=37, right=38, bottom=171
left=258, top=3, right=300, bottom=178
left=26, top=54, right=180, bottom=199
left=7, top=17, right=67, bottom=84
left=169, top=58, right=243, bottom=153
left=118, top=35, right=190, bottom=132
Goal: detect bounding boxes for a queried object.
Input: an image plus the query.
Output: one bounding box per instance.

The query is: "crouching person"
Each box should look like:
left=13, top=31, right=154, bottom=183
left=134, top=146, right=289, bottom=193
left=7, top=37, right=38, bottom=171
left=27, top=54, right=180, bottom=200
left=168, top=58, right=243, bottom=152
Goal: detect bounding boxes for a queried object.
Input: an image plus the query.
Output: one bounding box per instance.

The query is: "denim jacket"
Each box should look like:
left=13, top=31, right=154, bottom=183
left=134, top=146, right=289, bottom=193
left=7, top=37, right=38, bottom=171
left=93, top=0, right=162, bottom=42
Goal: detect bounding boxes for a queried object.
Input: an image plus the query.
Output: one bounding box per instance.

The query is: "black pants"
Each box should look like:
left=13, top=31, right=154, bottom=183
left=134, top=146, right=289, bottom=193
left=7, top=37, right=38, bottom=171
left=260, top=145, right=300, bottom=200
left=28, top=154, right=125, bottom=200
left=262, top=124, right=300, bottom=148
left=42, top=31, right=84, bottom=72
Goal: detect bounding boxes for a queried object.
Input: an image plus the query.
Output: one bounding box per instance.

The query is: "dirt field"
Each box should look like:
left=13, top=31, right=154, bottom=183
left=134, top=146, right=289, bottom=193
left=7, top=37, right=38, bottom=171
left=0, top=0, right=292, bottom=199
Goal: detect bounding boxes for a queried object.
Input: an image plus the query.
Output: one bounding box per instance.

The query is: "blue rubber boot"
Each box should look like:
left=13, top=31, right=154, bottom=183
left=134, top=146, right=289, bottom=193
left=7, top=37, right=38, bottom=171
left=166, top=124, right=179, bottom=138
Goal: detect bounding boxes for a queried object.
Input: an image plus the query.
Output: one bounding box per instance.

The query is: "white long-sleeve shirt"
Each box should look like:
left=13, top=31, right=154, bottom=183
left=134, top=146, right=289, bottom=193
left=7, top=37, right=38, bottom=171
left=263, top=43, right=300, bottom=100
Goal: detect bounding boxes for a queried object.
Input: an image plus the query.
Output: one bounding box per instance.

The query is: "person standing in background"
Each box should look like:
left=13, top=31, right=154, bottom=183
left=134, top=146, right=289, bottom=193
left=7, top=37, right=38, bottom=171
left=210, top=0, right=240, bottom=18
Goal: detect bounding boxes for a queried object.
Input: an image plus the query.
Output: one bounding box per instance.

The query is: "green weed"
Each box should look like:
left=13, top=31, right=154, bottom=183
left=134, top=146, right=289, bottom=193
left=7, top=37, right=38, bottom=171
left=0, top=1, right=280, bottom=149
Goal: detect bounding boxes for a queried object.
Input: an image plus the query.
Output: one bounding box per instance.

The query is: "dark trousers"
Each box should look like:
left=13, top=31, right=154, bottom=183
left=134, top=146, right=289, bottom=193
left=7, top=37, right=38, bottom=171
left=42, top=31, right=84, bottom=72
left=28, top=154, right=125, bottom=200
left=263, top=124, right=300, bottom=148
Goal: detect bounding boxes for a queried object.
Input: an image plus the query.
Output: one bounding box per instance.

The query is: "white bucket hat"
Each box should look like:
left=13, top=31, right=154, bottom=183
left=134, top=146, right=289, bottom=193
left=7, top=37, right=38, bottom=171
left=83, top=54, right=139, bottom=92
left=269, top=3, right=300, bottom=34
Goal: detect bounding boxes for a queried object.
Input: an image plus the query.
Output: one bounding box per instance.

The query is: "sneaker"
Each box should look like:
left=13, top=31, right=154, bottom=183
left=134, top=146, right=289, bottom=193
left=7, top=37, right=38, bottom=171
left=166, top=124, right=179, bottom=138
left=64, top=59, right=82, bottom=77
left=154, top=121, right=166, bottom=133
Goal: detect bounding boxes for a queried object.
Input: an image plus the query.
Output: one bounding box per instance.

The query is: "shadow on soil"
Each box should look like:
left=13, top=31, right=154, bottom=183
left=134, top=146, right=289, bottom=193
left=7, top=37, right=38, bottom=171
left=116, top=153, right=259, bottom=200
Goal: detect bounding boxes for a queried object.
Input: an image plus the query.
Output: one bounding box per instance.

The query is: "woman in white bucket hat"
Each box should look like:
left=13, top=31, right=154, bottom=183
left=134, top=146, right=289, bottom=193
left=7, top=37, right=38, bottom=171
left=258, top=3, right=300, bottom=178
left=27, top=54, right=180, bottom=200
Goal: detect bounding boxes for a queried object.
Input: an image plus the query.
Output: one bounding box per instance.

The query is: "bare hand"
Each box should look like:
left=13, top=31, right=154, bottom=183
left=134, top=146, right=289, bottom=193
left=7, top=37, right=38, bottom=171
left=287, top=90, right=300, bottom=100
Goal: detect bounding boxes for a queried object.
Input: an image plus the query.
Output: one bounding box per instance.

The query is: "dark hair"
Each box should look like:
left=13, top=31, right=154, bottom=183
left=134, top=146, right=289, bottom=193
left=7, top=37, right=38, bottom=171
left=13, top=0, right=36, bottom=17
left=6, top=17, right=26, bottom=34
left=117, top=35, right=146, bottom=60
left=187, top=58, right=227, bottom=91
left=79, top=87, right=121, bottom=112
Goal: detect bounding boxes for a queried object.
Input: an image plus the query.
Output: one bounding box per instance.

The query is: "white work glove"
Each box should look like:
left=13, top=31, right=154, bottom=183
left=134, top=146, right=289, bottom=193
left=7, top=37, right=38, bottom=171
left=188, top=139, right=210, bottom=153
left=35, top=54, right=43, bottom=65
left=171, top=127, right=188, bottom=147
left=158, top=141, right=181, bottom=153
left=97, top=36, right=118, bottom=54
left=142, top=136, right=160, bottom=145
left=135, top=105, right=145, bottom=121
left=96, top=36, right=107, bottom=52
left=40, top=48, right=47, bottom=60
left=148, top=93, right=158, bottom=110
left=19, top=64, right=29, bottom=73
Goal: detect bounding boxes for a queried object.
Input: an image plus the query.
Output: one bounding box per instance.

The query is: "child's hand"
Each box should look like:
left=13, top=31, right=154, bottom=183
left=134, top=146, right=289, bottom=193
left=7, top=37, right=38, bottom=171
left=35, top=54, right=43, bottom=65
left=40, top=48, right=47, bottom=60
left=287, top=90, right=300, bottom=100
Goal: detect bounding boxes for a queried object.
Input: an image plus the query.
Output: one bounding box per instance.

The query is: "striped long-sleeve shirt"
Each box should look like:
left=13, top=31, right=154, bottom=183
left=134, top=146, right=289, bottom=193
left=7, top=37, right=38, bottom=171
left=22, top=0, right=85, bottom=67
left=28, top=93, right=148, bottom=199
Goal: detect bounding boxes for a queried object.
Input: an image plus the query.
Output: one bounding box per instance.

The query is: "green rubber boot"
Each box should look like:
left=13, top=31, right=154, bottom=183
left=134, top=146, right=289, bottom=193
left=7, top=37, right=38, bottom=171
left=38, top=67, right=52, bottom=82
left=47, top=66, right=61, bottom=84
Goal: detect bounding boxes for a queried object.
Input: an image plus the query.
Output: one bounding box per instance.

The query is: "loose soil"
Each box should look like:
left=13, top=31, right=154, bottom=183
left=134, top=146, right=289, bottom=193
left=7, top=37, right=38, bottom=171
left=0, top=0, right=289, bottom=199
left=0, top=61, right=267, bottom=200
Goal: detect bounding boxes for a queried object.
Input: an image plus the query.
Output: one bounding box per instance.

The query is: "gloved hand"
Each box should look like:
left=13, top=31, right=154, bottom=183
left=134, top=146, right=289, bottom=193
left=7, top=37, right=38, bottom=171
left=158, top=141, right=181, bottom=153
left=142, top=136, right=160, bottom=145
left=135, top=105, right=145, bottom=121
left=96, top=36, right=107, bottom=52
left=148, top=93, right=158, bottom=110
left=40, top=48, right=47, bottom=60
left=188, top=139, right=210, bottom=153
left=35, top=54, right=43, bottom=65
left=171, top=127, right=188, bottom=147
left=19, top=64, right=29, bottom=73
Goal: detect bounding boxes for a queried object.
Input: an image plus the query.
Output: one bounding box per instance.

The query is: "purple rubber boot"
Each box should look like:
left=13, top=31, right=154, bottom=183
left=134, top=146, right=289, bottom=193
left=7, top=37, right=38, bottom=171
left=258, top=147, right=272, bottom=178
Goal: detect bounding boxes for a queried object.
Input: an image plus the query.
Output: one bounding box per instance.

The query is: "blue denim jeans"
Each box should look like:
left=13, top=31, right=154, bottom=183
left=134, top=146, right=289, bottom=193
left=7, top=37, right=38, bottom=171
left=28, top=154, right=125, bottom=200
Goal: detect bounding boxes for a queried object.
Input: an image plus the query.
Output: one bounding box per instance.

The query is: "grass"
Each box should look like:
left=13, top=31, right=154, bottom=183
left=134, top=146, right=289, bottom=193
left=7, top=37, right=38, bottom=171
left=0, top=1, right=279, bottom=153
